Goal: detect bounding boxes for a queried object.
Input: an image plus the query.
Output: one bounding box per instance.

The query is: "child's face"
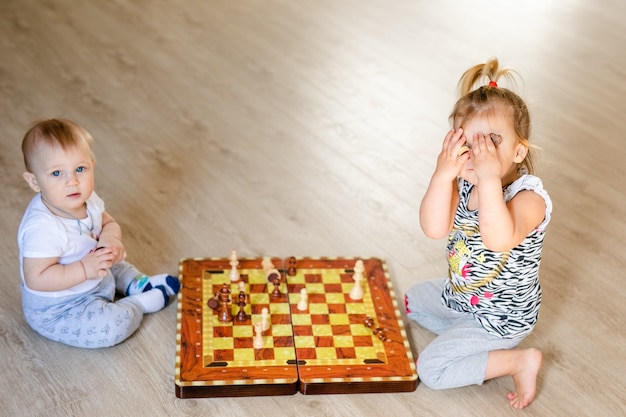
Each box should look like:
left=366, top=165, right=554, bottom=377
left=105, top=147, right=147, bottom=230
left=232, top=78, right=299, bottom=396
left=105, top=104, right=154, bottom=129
left=23, top=141, right=95, bottom=218
left=457, top=112, right=527, bottom=185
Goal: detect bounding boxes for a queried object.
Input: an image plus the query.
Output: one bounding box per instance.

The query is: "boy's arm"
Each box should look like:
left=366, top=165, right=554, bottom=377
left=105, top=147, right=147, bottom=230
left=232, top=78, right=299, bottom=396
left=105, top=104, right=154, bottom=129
left=97, top=211, right=126, bottom=263
left=22, top=248, right=116, bottom=292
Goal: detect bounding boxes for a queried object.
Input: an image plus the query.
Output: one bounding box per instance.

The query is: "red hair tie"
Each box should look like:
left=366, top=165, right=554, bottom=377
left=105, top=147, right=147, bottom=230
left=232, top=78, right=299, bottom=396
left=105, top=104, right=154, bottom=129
left=488, top=80, right=498, bottom=87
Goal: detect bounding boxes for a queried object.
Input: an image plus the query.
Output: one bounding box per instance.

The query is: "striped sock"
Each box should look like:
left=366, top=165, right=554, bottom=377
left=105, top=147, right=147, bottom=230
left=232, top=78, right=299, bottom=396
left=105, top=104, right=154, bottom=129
left=126, top=274, right=180, bottom=297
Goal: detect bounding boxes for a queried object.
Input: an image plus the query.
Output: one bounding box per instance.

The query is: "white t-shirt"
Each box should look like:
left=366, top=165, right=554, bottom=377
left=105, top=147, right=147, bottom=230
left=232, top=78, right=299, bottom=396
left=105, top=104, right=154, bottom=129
left=18, top=192, right=105, bottom=297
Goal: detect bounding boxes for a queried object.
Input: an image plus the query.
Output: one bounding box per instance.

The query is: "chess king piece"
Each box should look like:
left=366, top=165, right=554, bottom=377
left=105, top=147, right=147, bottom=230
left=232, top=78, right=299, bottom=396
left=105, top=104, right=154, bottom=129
left=217, top=283, right=233, bottom=322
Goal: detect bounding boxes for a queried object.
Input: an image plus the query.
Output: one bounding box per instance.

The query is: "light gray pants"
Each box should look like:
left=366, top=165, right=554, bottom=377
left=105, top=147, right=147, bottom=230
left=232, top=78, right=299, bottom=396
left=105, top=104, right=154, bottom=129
left=404, top=278, right=522, bottom=389
left=21, top=261, right=145, bottom=348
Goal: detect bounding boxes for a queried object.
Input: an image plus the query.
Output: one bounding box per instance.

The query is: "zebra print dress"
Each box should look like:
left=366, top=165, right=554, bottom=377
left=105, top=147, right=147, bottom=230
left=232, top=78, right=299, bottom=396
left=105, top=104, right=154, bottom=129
left=442, top=174, right=552, bottom=339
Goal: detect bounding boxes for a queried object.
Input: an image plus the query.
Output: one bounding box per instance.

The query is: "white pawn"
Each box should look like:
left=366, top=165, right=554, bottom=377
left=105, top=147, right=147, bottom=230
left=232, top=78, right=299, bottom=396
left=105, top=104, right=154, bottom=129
left=349, top=260, right=365, bottom=300
left=261, top=307, right=270, bottom=331
left=229, top=250, right=239, bottom=282
left=297, top=288, right=308, bottom=311
left=253, top=322, right=264, bottom=349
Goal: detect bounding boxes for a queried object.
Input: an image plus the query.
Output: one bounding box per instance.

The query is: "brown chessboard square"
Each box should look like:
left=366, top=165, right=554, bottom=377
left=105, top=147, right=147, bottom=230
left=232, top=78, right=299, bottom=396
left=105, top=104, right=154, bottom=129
left=234, top=336, right=254, bottom=349
left=335, top=347, right=357, bottom=359
left=214, top=326, right=233, bottom=338
left=214, top=349, right=234, bottom=362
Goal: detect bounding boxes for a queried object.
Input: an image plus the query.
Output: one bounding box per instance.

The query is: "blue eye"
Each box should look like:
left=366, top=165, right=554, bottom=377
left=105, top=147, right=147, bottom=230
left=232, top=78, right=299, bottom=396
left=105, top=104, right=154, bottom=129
left=52, top=171, right=61, bottom=177
left=76, top=166, right=84, bottom=173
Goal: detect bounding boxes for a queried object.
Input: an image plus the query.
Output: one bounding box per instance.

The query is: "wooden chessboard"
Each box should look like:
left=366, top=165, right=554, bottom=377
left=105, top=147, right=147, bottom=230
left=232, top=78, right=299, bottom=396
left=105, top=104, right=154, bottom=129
left=175, top=257, right=418, bottom=398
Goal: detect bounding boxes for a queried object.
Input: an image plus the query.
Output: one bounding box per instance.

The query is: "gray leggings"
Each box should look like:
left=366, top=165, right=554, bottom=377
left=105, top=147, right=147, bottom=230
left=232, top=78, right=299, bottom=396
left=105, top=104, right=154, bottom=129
left=405, top=278, right=522, bottom=389
left=21, top=261, right=145, bottom=348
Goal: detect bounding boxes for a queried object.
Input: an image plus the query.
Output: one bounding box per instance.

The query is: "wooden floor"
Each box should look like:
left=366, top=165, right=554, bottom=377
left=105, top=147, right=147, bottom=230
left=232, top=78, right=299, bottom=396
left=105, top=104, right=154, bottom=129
left=1, top=0, right=625, bottom=416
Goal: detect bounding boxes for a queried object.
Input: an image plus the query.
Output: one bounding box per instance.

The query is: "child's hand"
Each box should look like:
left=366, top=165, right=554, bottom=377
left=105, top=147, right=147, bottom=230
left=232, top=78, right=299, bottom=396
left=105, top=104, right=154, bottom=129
left=434, top=129, right=471, bottom=180
left=96, top=237, right=127, bottom=264
left=80, top=247, right=116, bottom=279
left=470, top=133, right=501, bottom=180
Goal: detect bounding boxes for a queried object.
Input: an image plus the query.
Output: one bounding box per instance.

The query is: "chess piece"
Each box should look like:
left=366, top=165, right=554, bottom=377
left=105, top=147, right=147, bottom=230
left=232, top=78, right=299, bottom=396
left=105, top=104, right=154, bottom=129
left=287, top=256, right=297, bottom=276
left=235, top=290, right=248, bottom=322
left=217, top=283, right=233, bottom=322
left=253, top=322, right=264, bottom=349
left=207, top=293, right=219, bottom=310
left=297, top=288, right=308, bottom=311
left=262, top=257, right=274, bottom=275
left=353, top=259, right=365, bottom=279
left=268, top=269, right=282, bottom=298
left=229, top=250, right=239, bottom=282
left=349, top=260, right=365, bottom=300
left=261, top=307, right=270, bottom=331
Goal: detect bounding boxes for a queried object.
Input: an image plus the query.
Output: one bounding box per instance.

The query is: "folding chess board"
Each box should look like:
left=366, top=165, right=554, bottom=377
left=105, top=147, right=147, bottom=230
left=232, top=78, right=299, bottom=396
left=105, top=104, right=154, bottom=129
left=175, top=257, right=417, bottom=398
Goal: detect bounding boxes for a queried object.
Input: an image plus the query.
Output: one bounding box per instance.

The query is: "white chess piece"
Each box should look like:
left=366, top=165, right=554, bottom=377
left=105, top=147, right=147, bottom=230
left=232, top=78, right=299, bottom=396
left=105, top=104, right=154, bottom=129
left=262, top=257, right=274, bottom=275
left=229, top=250, right=239, bottom=282
left=253, top=322, right=264, bottom=349
left=353, top=259, right=365, bottom=279
left=261, top=307, right=270, bottom=331
left=349, top=260, right=365, bottom=300
left=297, top=288, right=308, bottom=311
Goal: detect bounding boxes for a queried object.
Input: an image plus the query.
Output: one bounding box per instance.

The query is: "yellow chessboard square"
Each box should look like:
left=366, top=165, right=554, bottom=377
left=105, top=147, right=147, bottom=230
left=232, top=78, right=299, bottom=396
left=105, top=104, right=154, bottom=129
left=350, top=323, right=372, bottom=336
left=315, top=347, right=338, bottom=360
left=294, top=335, right=315, bottom=348
left=306, top=283, right=325, bottom=294
left=274, top=347, right=297, bottom=361
left=311, top=325, right=333, bottom=336
left=346, top=303, right=367, bottom=315
left=333, top=335, right=354, bottom=348
left=234, top=348, right=255, bottom=362
left=291, top=314, right=312, bottom=326
left=271, top=324, right=294, bottom=337
left=309, top=303, right=329, bottom=315
left=233, top=326, right=253, bottom=338
left=320, top=271, right=342, bottom=283
left=355, top=346, right=380, bottom=359
left=325, top=293, right=345, bottom=304
left=249, top=293, right=269, bottom=305
left=270, top=303, right=291, bottom=315
left=212, top=337, right=233, bottom=350
left=329, top=314, right=350, bottom=325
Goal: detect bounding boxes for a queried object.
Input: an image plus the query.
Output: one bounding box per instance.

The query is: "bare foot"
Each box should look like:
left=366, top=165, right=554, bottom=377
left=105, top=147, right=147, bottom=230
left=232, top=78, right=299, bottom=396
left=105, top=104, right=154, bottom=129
left=506, top=348, right=543, bottom=409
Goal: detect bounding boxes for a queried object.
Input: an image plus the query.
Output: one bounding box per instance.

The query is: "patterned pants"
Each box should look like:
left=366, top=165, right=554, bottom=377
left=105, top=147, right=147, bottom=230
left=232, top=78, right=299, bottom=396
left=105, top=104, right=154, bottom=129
left=404, top=278, right=523, bottom=389
left=21, top=261, right=146, bottom=348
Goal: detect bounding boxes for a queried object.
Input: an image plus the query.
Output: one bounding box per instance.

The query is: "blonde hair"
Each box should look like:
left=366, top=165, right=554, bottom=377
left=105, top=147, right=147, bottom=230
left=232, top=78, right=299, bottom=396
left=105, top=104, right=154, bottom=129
left=22, top=118, right=95, bottom=172
left=450, top=58, right=535, bottom=174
